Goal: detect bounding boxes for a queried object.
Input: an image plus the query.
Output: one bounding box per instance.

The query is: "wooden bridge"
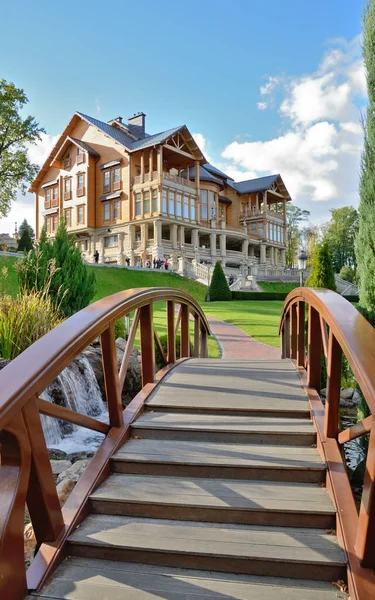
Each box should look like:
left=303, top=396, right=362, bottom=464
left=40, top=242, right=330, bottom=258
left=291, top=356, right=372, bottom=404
left=1, top=287, right=375, bottom=599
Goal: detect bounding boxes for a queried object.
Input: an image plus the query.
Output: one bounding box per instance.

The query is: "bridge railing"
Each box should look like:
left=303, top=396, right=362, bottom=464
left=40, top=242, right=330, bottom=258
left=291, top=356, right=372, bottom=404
left=279, top=288, right=375, bottom=597
left=0, top=288, right=210, bottom=600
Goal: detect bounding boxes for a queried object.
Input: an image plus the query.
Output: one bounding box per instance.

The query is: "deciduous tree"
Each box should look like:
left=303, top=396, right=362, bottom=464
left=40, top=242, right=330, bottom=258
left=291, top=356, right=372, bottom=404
left=325, top=206, right=358, bottom=272
left=285, top=205, right=310, bottom=268
left=0, top=79, right=44, bottom=216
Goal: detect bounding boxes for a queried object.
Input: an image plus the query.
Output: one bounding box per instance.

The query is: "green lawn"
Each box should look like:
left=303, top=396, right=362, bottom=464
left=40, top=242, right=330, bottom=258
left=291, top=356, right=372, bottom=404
left=258, top=281, right=299, bottom=293
left=0, top=257, right=283, bottom=351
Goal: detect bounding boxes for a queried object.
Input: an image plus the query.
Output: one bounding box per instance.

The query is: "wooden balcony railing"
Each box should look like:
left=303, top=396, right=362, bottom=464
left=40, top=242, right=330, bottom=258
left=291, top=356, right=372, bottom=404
left=279, top=288, right=375, bottom=599
left=0, top=288, right=210, bottom=600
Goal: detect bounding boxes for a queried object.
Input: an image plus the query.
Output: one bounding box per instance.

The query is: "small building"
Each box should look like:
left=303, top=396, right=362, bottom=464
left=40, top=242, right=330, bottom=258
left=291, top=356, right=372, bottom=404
left=0, top=232, right=18, bottom=249
left=30, top=111, right=291, bottom=274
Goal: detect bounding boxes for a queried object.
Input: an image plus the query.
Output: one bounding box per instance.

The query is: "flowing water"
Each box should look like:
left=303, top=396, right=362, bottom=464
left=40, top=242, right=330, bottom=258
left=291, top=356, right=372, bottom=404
left=41, top=356, right=108, bottom=454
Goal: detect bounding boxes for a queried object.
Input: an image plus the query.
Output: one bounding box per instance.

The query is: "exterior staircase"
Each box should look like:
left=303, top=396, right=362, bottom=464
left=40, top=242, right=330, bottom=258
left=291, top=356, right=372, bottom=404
left=30, top=359, right=348, bottom=600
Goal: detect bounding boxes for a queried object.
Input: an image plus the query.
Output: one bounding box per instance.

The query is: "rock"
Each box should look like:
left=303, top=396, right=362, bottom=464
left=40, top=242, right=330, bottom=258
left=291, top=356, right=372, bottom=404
left=0, top=358, right=10, bottom=372
left=50, top=459, right=72, bottom=475
left=56, top=459, right=90, bottom=485
left=340, top=388, right=355, bottom=400
left=352, top=389, right=361, bottom=405
left=48, top=448, right=68, bottom=460
left=67, top=450, right=95, bottom=463
left=56, top=477, right=75, bottom=505
left=351, top=456, right=366, bottom=487
left=24, top=522, right=36, bottom=565
left=116, top=337, right=127, bottom=352
left=320, top=388, right=327, bottom=397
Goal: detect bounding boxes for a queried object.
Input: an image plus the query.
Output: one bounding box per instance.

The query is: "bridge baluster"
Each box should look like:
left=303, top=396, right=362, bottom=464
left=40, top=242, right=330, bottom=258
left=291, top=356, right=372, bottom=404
left=291, top=304, right=297, bottom=360
left=357, top=424, right=375, bottom=568
left=297, top=301, right=305, bottom=368
left=324, top=331, right=342, bottom=439
left=180, top=304, right=190, bottom=358
left=167, top=300, right=176, bottom=363
left=101, top=323, right=124, bottom=427
left=307, top=306, right=322, bottom=391
left=194, top=315, right=200, bottom=358
left=140, top=303, right=155, bottom=386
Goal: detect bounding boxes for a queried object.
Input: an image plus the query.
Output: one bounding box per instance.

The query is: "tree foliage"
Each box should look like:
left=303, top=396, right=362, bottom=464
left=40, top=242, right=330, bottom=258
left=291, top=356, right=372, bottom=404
left=285, top=205, right=310, bottom=268
left=325, top=206, right=358, bottom=272
left=17, top=228, right=33, bottom=252
left=18, top=218, right=35, bottom=240
left=17, top=218, right=96, bottom=317
left=208, top=261, right=231, bottom=301
left=339, top=264, right=356, bottom=283
left=305, top=242, right=336, bottom=291
left=355, top=0, right=375, bottom=312
left=301, top=223, right=320, bottom=267
left=0, top=80, right=44, bottom=216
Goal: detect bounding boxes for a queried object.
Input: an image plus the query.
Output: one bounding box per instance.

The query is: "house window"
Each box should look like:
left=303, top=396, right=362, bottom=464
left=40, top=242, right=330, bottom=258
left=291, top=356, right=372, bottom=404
left=169, top=190, right=175, bottom=215
left=200, top=190, right=208, bottom=219
left=77, top=147, right=84, bottom=164
left=104, top=235, right=118, bottom=248
left=176, top=193, right=182, bottom=217
left=135, top=193, right=142, bottom=216
left=251, top=222, right=257, bottom=235
left=80, top=240, right=88, bottom=251
left=53, top=215, right=58, bottom=232
left=209, top=191, right=216, bottom=218
left=114, top=200, right=121, bottom=219
left=77, top=205, right=84, bottom=224
left=46, top=217, right=51, bottom=233
left=45, top=188, right=51, bottom=208
left=64, top=208, right=72, bottom=227
left=64, top=178, right=72, bottom=200
left=77, top=173, right=85, bottom=196
left=52, top=185, right=59, bottom=205
left=144, top=191, right=150, bottom=214
left=104, top=202, right=111, bottom=221
left=103, top=170, right=111, bottom=193
left=190, top=198, right=196, bottom=220
left=113, top=167, right=121, bottom=191
left=183, top=196, right=189, bottom=219
left=152, top=190, right=158, bottom=213
left=162, top=189, right=167, bottom=213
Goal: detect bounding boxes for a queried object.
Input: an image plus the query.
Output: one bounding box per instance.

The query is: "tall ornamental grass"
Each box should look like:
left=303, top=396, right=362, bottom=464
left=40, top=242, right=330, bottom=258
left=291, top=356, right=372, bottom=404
left=0, top=261, right=64, bottom=360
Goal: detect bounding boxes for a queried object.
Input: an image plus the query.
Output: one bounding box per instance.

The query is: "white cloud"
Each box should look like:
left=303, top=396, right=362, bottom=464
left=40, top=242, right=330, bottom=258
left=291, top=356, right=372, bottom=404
left=220, top=36, right=366, bottom=220
left=193, top=132, right=212, bottom=163
left=257, top=102, right=268, bottom=111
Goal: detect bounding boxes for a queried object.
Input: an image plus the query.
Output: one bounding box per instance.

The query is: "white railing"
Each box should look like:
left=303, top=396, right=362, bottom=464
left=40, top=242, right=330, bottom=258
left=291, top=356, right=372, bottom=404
left=334, top=275, right=358, bottom=296
left=163, top=172, right=196, bottom=189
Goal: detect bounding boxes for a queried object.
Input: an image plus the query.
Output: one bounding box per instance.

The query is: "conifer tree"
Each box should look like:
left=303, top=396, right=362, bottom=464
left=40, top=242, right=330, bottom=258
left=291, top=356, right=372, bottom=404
left=355, top=0, right=375, bottom=312
left=18, top=219, right=95, bottom=317
left=305, top=242, right=336, bottom=291
left=17, top=228, right=33, bottom=252
left=208, top=261, right=232, bottom=301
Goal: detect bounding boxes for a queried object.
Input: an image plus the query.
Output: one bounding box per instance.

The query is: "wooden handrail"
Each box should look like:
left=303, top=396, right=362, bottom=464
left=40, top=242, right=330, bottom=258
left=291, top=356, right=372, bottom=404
left=279, top=287, right=375, bottom=591
left=0, top=287, right=210, bottom=600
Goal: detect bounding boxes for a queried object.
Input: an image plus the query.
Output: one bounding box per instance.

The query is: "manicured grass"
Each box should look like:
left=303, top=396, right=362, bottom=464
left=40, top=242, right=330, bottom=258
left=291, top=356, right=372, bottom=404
left=0, top=257, right=283, bottom=349
left=202, top=301, right=283, bottom=348
left=258, top=281, right=299, bottom=294
left=0, top=256, right=19, bottom=297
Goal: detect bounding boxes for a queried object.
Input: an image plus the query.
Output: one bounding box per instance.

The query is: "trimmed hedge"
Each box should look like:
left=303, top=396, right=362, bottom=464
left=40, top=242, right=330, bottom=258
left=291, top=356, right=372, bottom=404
left=231, top=291, right=359, bottom=302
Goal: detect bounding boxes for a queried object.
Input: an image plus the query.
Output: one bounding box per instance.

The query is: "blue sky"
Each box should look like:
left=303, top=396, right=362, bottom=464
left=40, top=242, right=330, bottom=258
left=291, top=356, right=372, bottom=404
left=0, top=0, right=365, bottom=233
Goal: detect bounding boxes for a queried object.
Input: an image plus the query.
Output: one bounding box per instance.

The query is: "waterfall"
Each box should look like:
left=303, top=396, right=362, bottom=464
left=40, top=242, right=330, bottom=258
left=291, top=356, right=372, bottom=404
left=41, top=355, right=109, bottom=453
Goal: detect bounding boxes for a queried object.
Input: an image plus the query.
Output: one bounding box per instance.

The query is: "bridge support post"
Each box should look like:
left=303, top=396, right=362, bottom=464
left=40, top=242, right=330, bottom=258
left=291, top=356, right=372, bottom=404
left=297, top=301, right=305, bottom=367
left=357, top=425, right=375, bottom=567
left=140, top=304, right=155, bottom=386
left=307, top=306, right=322, bottom=391
left=324, top=331, right=342, bottom=439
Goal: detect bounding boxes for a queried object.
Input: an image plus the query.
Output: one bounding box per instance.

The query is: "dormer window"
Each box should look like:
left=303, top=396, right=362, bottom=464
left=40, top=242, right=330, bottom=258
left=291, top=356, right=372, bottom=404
left=63, top=153, right=71, bottom=169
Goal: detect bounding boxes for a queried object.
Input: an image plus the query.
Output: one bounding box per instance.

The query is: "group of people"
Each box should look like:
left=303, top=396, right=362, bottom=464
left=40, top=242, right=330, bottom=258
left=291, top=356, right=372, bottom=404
left=136, top=257, right=169, bottom=270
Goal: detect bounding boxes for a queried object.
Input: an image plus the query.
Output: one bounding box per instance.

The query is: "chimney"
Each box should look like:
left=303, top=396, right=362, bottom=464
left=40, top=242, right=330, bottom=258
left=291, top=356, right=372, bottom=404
left=128, top=112, right=146, bottom=138
left=114, top=116, right=123, bottom=124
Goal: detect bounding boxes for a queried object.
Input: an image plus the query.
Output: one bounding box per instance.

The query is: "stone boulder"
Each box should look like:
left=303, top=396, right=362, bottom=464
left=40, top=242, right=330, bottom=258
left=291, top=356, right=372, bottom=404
left=50, top=459, right=72, bottom=475
left=56, top=477, right=75, bottom=505
left=56, top=459, right=90, bottom=485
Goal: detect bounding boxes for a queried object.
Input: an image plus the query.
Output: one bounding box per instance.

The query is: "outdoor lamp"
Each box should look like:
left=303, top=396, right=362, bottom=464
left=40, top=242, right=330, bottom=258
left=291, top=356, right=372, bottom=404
left=297, top=249, right=308, bottom=286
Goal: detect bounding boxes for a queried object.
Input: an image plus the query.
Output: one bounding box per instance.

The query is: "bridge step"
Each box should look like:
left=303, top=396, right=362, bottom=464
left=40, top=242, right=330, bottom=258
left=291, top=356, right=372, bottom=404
left=111, top=438, right=326, bottom=483
left=67, top=515, right=346, bottom=582
left=145, top=358, right=311, bottom=418
left=29, top=557, right=347, bottom=600
left=132, top=411, right=316, bottom=445
left=89, top=474, right=336, bottom=528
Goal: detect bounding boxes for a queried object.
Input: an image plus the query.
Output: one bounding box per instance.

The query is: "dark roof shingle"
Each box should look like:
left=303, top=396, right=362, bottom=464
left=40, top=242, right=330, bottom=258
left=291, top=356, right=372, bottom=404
left=234, top=174, right=280, bottom=194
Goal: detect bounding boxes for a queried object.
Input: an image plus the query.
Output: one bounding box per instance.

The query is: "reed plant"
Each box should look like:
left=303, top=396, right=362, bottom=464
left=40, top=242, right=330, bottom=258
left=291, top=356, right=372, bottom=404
left=0, top=260, right=64, bottom=360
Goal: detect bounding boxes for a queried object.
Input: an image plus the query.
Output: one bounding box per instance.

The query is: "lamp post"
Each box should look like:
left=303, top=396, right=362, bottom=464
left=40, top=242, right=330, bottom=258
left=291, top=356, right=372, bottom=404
left=297, top=249, right=308, bottom=287
left=206, top=262, right=212, bottom=302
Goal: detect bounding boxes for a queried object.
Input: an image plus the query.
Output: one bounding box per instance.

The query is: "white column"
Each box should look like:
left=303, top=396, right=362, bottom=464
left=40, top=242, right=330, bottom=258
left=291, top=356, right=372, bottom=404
left=242, top=239, right=248, bottom=260
left=192, top=228, right=199, bottom=249
left=249, top=244, right=255, bottom=258
left=117, top=231, right=125, bottom=265
left=260, top=243, right=266, bottom=264
left=280, top=248, right=286, bottom=267
left=179, top=225, right=185, bottom=248
left=99, top=237, right=105, bottom=264
left=270, top=246, right=275, bottom=265
left=219, top=233, right=226, bottom=256
left=171, top=223, right=178, bottom=249
left=210, top=232, right=217, bottom=256
left=140, top=152, right=144, bottom=183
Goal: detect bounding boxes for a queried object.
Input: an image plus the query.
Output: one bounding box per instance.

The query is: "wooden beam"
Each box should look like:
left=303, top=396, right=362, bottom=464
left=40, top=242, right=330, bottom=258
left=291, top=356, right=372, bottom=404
left=164, top=144, right=195, bottom=160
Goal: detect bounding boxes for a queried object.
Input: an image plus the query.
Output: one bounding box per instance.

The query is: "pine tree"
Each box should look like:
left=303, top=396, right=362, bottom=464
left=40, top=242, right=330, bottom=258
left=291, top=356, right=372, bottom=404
left=305, top=242, right=336, bottom=291
left=355, top=0, right=375, bottom=312
left=17, top=228, right=33, bottom=252
left=18, top=219, right=96, bottom=317
left=18, top=218, right=35, bottom=240
left=208, top=261, right=231, bottom=301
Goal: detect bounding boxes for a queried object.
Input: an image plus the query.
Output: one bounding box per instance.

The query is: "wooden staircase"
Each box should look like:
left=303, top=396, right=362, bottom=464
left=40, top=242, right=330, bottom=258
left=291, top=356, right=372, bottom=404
left=30, top=359, right=348, bottom=600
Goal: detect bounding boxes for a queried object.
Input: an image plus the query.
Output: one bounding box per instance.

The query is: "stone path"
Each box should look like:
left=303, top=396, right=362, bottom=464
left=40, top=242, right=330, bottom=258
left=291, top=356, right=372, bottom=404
left=207, top=315, right=280, bottom=360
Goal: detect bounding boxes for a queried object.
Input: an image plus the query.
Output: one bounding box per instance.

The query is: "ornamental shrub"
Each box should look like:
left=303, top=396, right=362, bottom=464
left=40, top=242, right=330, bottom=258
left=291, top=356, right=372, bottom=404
left=17, top=218, right=95, bottom=317
left=305, top=242, right=336, bottom=291
left=339, top=264, right=356, bottom=283
left=207, top=262, right=231, bottom=301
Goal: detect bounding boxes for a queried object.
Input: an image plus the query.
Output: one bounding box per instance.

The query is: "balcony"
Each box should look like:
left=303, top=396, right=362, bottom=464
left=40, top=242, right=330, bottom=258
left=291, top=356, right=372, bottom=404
left=240, top=206, right=285, bottom=222
left=132, top=171, right=196, bottom=191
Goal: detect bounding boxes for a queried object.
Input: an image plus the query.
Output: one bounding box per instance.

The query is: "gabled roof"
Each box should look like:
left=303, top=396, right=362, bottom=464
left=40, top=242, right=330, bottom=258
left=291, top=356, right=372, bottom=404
left=77, top=112, right=136, bottom=150
left=203, top=163, right=234, bottom=181
left=185, top=165, right=224, bottom=187
left=130, top=126, right=185, bottom=151
left=69, top=136, right=100, bottom=157
left=233, top=174, right=280, bottom=195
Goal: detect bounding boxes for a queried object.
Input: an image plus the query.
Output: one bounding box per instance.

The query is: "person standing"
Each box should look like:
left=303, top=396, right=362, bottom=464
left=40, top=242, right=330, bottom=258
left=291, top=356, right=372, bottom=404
left=94, top=250, right=99, bottom=264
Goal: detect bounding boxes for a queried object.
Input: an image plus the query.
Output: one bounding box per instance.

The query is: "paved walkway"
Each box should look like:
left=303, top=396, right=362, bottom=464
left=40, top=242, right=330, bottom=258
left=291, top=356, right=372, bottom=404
left=207, top=315, right=280, bottom=360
